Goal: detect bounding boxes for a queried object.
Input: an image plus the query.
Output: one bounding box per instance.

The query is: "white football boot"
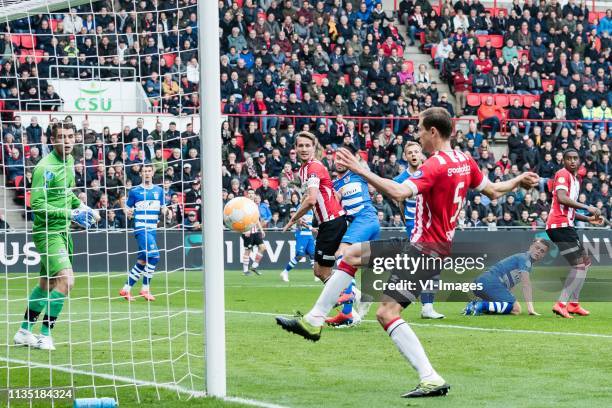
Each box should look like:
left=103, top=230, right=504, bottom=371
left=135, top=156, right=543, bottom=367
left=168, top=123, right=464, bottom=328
left=14, top=328, right=38, bottom=347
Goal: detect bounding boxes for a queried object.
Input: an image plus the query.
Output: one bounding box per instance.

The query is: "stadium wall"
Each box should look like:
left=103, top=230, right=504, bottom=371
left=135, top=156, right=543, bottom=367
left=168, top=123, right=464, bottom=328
left=0, top=230, right=610, bottom=273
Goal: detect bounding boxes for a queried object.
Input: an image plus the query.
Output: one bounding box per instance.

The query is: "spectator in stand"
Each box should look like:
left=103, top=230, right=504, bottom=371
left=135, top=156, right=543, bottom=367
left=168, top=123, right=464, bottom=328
left=477, top=96, right=505, bottom=141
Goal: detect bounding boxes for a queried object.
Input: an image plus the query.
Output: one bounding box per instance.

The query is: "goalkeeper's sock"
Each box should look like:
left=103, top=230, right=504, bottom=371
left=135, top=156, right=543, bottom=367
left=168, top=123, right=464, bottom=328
left=123, top=262, right=145, bottom=292
left=252, top=252, right=263, bottom=269
left=142, top=262, right=157, bottom=291
left=341, top=281, right=355, bottom=315
left=40, top=290, right=66, bottom=336
left=283, top=257, right=298, bottom=274
left=478, top=301, right=513, bottom=314
left=20, top=286, right=47, bottom=331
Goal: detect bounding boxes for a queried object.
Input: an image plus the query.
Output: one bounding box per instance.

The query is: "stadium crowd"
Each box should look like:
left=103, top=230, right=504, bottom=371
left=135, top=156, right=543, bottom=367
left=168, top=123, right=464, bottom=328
left=0, top=0, right=611, bottom=231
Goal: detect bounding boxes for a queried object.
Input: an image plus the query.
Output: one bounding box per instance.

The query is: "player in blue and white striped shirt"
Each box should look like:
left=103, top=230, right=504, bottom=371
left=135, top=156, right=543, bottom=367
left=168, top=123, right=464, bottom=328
left=393, top=142, right=445, bottom=319
left=280, top=208, right=316, bottom=282
left=464, top=238, right=551, bottom=315
left=119, top=163, right=167, bottom=301
left=325, top=145, right=380, bottom=327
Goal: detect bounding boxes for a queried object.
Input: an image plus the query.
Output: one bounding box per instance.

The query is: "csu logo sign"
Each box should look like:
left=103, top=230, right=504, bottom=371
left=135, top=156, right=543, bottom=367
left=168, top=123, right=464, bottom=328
left=75, top=83, right=112, bottom=112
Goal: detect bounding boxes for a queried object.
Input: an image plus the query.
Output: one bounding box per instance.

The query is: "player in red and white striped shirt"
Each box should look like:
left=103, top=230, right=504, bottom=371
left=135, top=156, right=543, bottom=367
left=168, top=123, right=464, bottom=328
left=546, top=149, right=604, bottom=318
left=277, top=108, right=539, bottom=398
left=282, top=131, right=347, bottom=283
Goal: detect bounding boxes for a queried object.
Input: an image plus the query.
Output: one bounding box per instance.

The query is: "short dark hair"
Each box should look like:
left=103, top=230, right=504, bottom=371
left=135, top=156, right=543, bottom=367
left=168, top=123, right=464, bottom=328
left=51, top=120, right=76, bottom=139
left=563, top=148, right=579, bottom=158
left=420, top=107, right=453, bottom=139
left=533, top=237, right=553, bottom=250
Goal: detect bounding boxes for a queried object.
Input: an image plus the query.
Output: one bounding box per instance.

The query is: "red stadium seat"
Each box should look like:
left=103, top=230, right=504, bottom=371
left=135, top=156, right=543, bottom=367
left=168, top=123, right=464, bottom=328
left=397, top=46, right=404, bottom=57
left=312, top=73, right=327, bottom=86
left=419, top=32, right=425, bottom=44
left=343, top=74, right=350, bottom=85
left=495, top=49, right=502, bottom=58
left=50, top=19, right=59, bottom=32
left=267, top=177, right=279, bottom=189
left=20, top=34, right=36, bottom=49
left=542, top=79, right=555, bottom=91
left=25, top=191, right=31, bottom=208
left=522, top=94, right=539, bottom=108
left=176, top=192, right=185, bottom=205
left=489, top=35, right=504, bottom=48
left=248, top=178, right=263, bottom=190
left=14, top=175, right=23, bottom=189
left=235, top=134, right=244, bottom=149
left=163, top=148, right=173, bottom=159
left=480, top=93, right=494, bottom=104
left=476, top=35, right=488, bottom=48
left=10, top=35, right=21, bottom=47
left=404, top=60, right=414, bottom=73
left=430, top=45, right=437, bottom=59
left=494, top=94, right=509, bottom=107
left=432, top=5, right=441, bottom=15
left=517, top=49, right=529, bottom=60
left=359, top=150, right=368, bottom=161
left=162, top=53, right=176, bottom=67
left=467, top=93, right=481, bottom=107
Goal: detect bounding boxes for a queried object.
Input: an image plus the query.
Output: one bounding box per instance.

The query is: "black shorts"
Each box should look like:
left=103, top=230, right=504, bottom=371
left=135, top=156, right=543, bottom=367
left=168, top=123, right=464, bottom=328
left=367, top=238, right=443, bottom=309
left=546, top=227, right=585, bottom=265
left=242, top=232, right=264, bottom=249
left=314, top=216, right=347, bottom=267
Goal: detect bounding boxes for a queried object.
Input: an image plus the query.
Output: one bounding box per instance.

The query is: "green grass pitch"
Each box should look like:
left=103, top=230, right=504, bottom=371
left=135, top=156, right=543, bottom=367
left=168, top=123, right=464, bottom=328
left=1, top=268, right=612, bottom=407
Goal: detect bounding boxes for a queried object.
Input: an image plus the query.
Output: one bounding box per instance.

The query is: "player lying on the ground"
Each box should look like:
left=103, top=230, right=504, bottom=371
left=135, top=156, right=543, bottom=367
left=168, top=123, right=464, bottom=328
left=14, top=120, right=99, bottom=351
left=463, top=238, right=552, bottom=316
left=276, top=108, right=539, bottom=398
left=394, top=141, right=444, bottom=320
left=325, top=144, right=380, bottom=328
left=241, top=189, right=266, bottom=276
left=119, top=162, right=167, bottom=301
left=281, top=208, right=316, bottom=282
left=545, top=148, right=607, bottom=318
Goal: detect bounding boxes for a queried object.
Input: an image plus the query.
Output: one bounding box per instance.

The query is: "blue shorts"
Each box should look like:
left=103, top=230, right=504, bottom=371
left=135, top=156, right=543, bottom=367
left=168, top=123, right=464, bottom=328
left=295, top=234, right=315, bottom=258
left=342, top=215, right=381, bottom=244
left=136, top=231, right=160, bottom=261
left=473, top=274, right=516, bottom=303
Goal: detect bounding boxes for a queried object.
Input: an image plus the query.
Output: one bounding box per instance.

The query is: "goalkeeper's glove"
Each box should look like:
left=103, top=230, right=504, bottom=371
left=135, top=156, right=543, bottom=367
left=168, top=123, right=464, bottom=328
left=71, top=206, right=98, bottom=229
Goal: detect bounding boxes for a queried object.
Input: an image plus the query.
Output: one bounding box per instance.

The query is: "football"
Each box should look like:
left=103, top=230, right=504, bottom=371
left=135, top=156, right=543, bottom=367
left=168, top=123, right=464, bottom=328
left=223, top=197, right=260, bottom=233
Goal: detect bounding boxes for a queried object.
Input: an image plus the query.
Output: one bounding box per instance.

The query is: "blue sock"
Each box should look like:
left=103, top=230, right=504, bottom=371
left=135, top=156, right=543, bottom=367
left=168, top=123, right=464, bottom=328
left=283, top=257, right=298, bottom=272
left=477, top=301, right=513, bottom=314
left=341, top=281, right=355, bottom=314
left=126, top=263, right=145, bottom=287
left=421, top=292, right=435, bottom=305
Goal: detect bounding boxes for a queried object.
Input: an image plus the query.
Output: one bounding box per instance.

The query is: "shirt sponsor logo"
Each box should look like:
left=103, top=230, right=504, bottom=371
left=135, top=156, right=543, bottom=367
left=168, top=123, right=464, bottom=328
left=447, top=164, right=471, bottom=177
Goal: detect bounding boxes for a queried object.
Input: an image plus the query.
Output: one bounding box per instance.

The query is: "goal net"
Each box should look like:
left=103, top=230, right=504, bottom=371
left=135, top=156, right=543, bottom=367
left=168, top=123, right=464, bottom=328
left=0, top=0, right=205, bottom=405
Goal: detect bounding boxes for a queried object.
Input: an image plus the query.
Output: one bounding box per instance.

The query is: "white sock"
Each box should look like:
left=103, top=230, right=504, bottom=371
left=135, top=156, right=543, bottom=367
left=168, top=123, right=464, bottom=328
left=122, top=284, right=131, bottom=292
left=386, top=318, right=442, bottom=382
left=142, top=284, right=150, bottom=292
left=252, top=261, right=259, bottom=269
left=304, top=270, right=353, bottom=327
left=242, top=263, right=249, bottom=273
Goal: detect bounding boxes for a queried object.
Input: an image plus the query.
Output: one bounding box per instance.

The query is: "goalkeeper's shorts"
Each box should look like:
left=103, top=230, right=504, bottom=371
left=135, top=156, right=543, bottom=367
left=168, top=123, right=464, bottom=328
left=33, top=232, right=73, bottom=277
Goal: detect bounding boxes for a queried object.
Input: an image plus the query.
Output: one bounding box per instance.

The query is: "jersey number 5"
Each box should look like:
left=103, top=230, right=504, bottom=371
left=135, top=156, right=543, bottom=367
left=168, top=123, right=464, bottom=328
left=449, top=182, right=465, bottom=224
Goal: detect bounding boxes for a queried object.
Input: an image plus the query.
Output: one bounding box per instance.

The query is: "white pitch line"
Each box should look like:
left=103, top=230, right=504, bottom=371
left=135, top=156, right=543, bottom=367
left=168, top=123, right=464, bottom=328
left=225, top=310, right=612, bottom=339
left=0, top=356, right=290, bottom=408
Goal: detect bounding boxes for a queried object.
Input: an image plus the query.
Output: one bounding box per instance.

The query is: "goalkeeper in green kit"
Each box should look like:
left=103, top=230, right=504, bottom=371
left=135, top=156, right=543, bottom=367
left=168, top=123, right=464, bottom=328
left=13, top=120, right=99, bottom=351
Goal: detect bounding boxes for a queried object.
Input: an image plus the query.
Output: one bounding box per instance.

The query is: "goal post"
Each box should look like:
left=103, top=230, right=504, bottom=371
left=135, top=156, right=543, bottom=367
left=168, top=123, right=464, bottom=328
left=199, top=0, right=227, bottom=399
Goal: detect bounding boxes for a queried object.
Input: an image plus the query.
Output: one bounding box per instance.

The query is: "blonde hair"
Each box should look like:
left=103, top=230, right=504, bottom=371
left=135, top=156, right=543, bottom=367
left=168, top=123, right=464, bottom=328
left=295, top=131, right=323, bottom=160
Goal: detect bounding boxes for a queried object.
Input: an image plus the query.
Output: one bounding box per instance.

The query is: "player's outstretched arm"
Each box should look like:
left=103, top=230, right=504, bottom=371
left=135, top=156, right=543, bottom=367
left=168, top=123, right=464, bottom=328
left=520, top=272, right=538, bottom=316
left=335, top=148, right=414, bottom=202
left=481, top=172, right=539, bottom=200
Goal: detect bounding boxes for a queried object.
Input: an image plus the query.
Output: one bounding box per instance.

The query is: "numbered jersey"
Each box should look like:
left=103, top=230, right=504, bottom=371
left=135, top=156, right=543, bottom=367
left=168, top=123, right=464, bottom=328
left=403, top=150, right=488, bottom=256
left=126, top=184, right=166, bottom=232
left=547, top=168, right=580, bottom=229
left=485, top=252, right=532, bottom=290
